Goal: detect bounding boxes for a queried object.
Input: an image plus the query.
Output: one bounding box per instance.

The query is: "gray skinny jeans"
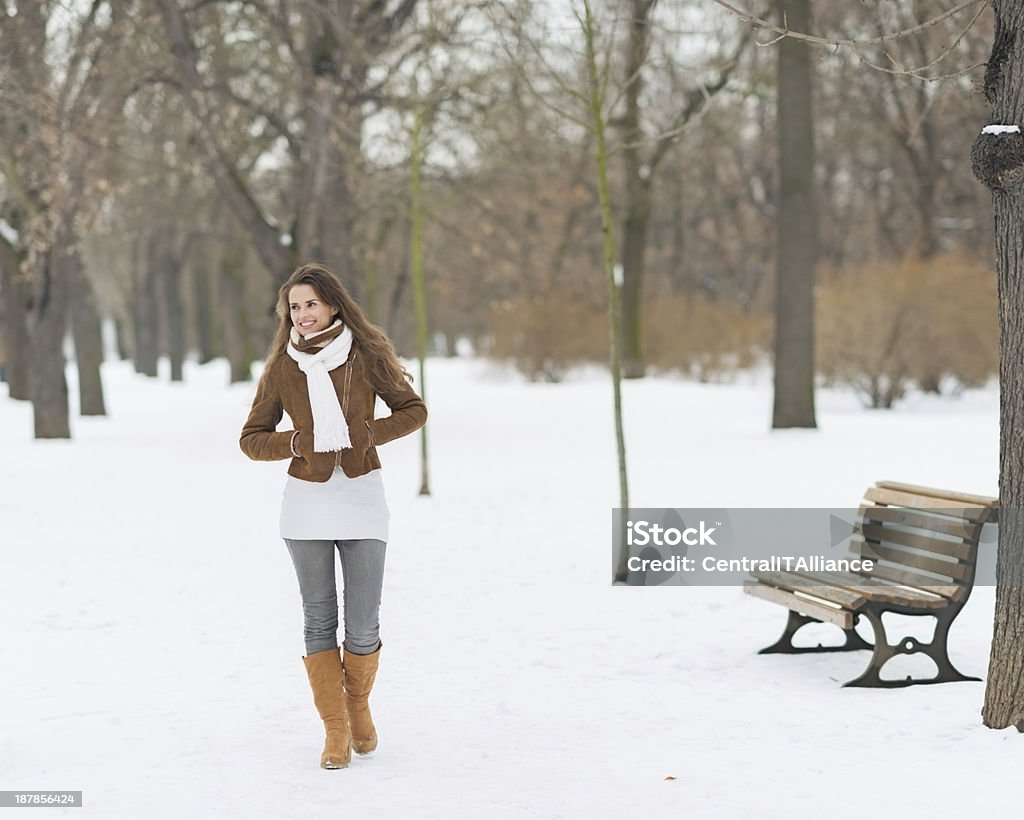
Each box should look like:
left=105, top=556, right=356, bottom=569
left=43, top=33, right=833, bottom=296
left=284, top=538, right=386, bottom=656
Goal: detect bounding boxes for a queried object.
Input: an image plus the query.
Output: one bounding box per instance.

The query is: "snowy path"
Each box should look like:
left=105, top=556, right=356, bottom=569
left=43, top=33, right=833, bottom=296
left=1, top=358, right=1017, bottom=819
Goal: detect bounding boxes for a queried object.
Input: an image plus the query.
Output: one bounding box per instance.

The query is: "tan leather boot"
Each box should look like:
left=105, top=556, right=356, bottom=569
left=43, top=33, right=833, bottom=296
left=302, top=647, right=352, bottom=769
left=343, top=642, right=381, bottom=754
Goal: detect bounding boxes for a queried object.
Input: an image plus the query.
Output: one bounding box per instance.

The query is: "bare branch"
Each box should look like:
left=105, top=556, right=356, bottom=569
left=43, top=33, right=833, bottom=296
left=57, top=0, right=104, bottom=116
left=153, top=0, right=290, bottom=274
left=710, top=0, right=988, bottom=82
left=486, top=3, right=592, bottom=126
left=848, top=0, right=988, bottom=82
left=209, top=81, right=301, bottom=161
left=710, top=0, right=985, bottom=48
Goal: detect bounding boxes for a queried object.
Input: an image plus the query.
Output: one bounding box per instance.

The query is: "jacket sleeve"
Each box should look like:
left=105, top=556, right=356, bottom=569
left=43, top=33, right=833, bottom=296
left=367, top=370, right=428, bottom=447
left=239, top=367, right=296, bottom=461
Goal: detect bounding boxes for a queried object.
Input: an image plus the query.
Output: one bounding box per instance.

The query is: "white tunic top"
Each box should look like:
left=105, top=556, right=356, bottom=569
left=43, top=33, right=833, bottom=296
left=279, top=467, right=390, bottom=542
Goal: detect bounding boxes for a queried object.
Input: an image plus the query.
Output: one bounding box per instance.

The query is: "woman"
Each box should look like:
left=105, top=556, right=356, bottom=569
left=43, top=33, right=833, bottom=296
left=240, top=262, right=427, bottom=770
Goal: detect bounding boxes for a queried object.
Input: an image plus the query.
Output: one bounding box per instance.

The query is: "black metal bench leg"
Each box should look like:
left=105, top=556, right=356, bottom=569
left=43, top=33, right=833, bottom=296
left=844, top=607, right=981, bottom=688
left=922, top=609, right=981, bottom=685
left=760, top=610, right=872, bottom=655
left=843, top=609, right=893, bottom=687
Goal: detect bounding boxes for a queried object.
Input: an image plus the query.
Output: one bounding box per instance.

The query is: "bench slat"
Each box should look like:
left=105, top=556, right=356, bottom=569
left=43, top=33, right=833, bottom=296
left=853, top=537, right=971, bottom=581
left=855, top=562, right=965, bottom=601
left=859, top=522, right=975, bottom=561
left=875, top=481, right=1000, bottom=509
left=743, top=582, right=855, bottom=629
left=865, top=487, right=994, bottom=524
left=858, top=503, right=983, bottom=542
left=750, top=571, right=866, bottom=609
left=785, top=569, right=948, bottom=608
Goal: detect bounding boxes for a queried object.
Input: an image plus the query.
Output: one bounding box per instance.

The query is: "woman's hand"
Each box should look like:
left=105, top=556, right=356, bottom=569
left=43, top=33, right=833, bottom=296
left=292, top=425, right=372, bottom=458
left=349, top=419, right=372, bottom=454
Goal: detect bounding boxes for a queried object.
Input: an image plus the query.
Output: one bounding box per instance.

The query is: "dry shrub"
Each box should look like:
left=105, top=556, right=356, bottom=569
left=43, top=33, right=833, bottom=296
left=488, top=288, right=607, bottom=382
left=645, top=292, right=770, bottom=381
left=817, top=252, right=997, bottom=407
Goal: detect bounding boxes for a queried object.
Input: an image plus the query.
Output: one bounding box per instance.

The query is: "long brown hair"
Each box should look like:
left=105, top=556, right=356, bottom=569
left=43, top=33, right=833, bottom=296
left=263, top=262, right=413, bottom=391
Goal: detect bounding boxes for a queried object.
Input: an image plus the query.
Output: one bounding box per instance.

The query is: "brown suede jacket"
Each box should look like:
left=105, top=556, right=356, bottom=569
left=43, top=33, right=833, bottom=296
left=239, top=345, right=427, bottom=482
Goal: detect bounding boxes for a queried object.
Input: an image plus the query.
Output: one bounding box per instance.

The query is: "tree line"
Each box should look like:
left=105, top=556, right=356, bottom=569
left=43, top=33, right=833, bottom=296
left=0, top=2, right=998, bottom=429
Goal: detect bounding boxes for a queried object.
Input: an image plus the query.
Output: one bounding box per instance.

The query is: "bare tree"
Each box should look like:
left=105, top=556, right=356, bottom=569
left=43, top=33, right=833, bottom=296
left=578, top=0, right=631, bottom=579
left=972, top=0, right=1024, bottom=732
left=154, top=0, right=425, bottom=292
left=409, top=99, right=432, bottom=495
left=617, top=1, right=745, bottom=378
left=772, top=0, right=817, bottom=428
left=0, top=1, right=128, bottom=436
left=0, top=226, right=29, bottom=400
left=495, top=0, right=633, bottom=575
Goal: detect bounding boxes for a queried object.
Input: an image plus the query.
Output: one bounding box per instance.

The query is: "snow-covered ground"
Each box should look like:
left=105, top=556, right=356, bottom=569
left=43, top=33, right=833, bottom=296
left=0, top=357, right=1016, bottom=820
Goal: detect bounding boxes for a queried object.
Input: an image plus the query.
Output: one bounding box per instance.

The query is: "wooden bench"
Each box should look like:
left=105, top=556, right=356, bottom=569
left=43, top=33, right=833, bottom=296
left=744, top=481, right=999, bottom=687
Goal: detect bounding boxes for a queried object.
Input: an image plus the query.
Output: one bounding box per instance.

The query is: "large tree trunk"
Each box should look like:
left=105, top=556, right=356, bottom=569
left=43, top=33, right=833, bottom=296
left=320, top=163, right=362, bottom=299
left=134, top=238, right=159, bottom=378
left=294, top=31, right=336, bottom=267
left=192, top=245, right=221, bottom=364
left=363, top=214, right=395, bottom=325
left=619, top=0, right=655, bottom=380
left=772, top=0, right=818, bottom=429
left=219, top=245, right=253, bottom=383
left=158, top=246, right=185, bottom=382
left=973, top=2, right=1024, bottom=731
left=115, top=315, right=131, bottom=361
left=28, top=247, right=70, bottom=438
left=0, top=239, right=31, bottom=400
left=387, top=213, right=412, bottom=346
left=65, top=241, right=106, bottom=416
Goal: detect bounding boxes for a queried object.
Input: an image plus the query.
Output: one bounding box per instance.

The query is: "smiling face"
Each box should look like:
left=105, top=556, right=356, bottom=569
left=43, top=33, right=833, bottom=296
left=289, top=284, right=337, bottom=336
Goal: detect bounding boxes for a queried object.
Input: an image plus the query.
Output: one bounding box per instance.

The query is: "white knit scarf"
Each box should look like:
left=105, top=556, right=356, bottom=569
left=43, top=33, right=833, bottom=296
left=286, top=319, right=354, bottom=452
